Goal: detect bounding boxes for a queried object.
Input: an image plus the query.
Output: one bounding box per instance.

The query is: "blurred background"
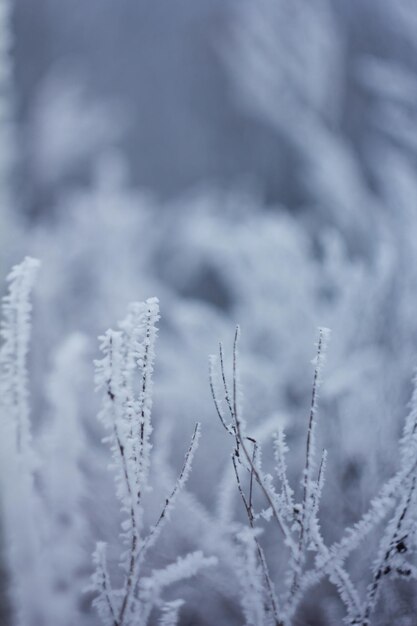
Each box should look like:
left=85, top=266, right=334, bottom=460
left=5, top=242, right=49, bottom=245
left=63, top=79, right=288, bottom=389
left=1, top=0, right=417, bottom=624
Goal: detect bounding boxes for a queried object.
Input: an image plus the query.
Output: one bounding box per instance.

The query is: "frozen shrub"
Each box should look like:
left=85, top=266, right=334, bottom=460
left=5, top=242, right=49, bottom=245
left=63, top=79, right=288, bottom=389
left=0, top=257, right=47, bottom=626
left=0, top=258, right=90, bottom=625
left=210, top=327, right=417, bottom=625
left=0, top=260, right=215, bottom=626
left=90, top=297, right=216, bottom=626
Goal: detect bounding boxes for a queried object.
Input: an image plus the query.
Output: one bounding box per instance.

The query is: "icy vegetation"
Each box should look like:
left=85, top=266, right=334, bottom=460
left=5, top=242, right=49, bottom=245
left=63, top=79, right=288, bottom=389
left=91, top=298, right=214, bottom=626
left=2, top=0, right=417, bottom=625
left=210, top=326, right=417, bottom=625
left=3, top=259, right=417, bottom=626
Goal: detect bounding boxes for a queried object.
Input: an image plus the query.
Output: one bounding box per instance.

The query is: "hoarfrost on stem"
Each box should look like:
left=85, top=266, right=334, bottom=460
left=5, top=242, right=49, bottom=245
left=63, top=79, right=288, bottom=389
left=91, top=297, right=215, bottom=626
left=0, top=257, right=47, bottom=626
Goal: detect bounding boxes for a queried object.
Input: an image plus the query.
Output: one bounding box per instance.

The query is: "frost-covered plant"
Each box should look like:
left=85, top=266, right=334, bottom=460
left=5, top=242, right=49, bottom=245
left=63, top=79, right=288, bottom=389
left=0, top=257, right=40, bottom=459
left=0, top=258, right=90, bottom=625
left=0, top=262, right=216, bottom=626
left=91, top=297, right=216, bottom=626
left=210, top=327, right=417, bottom=625
left=0, top=257, right=45, bottom=626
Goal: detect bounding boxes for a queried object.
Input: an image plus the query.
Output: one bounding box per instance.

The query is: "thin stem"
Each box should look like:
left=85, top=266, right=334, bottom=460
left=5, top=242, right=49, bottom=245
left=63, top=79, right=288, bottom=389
left=362, top=475, right=417, bottom=625
left=220, top=341, right=234, bottom=420
left=248, top=441, right=257, bottom=517
left=291, top=329, right=324, bottom=597
left=136, top=309, right=152, bottom=506
left=232, top=451, right=282, bottom=626
left=228, top=329, right=294, bottom=550
left=209, top=357, right=232, bottom=435
left=138, top=423, right=201, bottom=562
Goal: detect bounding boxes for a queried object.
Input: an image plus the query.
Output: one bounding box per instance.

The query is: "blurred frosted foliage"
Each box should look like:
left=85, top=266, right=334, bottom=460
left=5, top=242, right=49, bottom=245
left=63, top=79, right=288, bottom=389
left=23, top=156, right=416, bottom=529
left=0, top=0, right=14, bottom=191
left=37, top=333, right=90, bottom=624
left=1, top=0, right=417, bottom=624
left=9, top=143, right=417, bottom=625
left=0, top=0, right=20, bottom=269
left=227, top=0, right=342, bottom=119
left=227, top=0, right=381, bottom=250
left=28, top=72, right=127, bottom=188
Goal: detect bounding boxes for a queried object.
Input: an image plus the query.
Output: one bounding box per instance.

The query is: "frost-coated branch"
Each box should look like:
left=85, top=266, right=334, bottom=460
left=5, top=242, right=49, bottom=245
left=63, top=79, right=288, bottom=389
left=232, top=449, right=281, bottom=625
left=210, top=328, right=295, bottom=550
left=361, top=475, right=417, bottom=625
left=273, top=428, right=294, bottom=515
left=0, top=258, right=56, bottom=626
left=92, top=299, right=213, bottom=626
left=237, top=527, right=269, bottom=626
left=141, top=551, right=217, bottom=601
left=210, top=326, right=367, bottom=626
left=91, top=543, right=118, bottom=626
left=281, top=340, right=417, bottom=625
left=135, top=298, right=160, bottom=506
left=138, top=422, right=201, bottom=560
left=0, top=257, right=40, bottom=459
left=289, top=328, right=330, bottom=599
left=139, top=551, right=216, bottom=625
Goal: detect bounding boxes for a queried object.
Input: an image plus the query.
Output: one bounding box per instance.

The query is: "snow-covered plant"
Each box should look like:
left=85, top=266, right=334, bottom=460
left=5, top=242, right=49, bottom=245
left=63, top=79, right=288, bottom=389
left=0, top=257, right=40, bottom=458
left=91, top=297, right=216, bottom=626
left=0, top=257, right=46, bottom=626
left=0, top=258, right=91, bottom=625
left=210, top=326, right=417, bottom=625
